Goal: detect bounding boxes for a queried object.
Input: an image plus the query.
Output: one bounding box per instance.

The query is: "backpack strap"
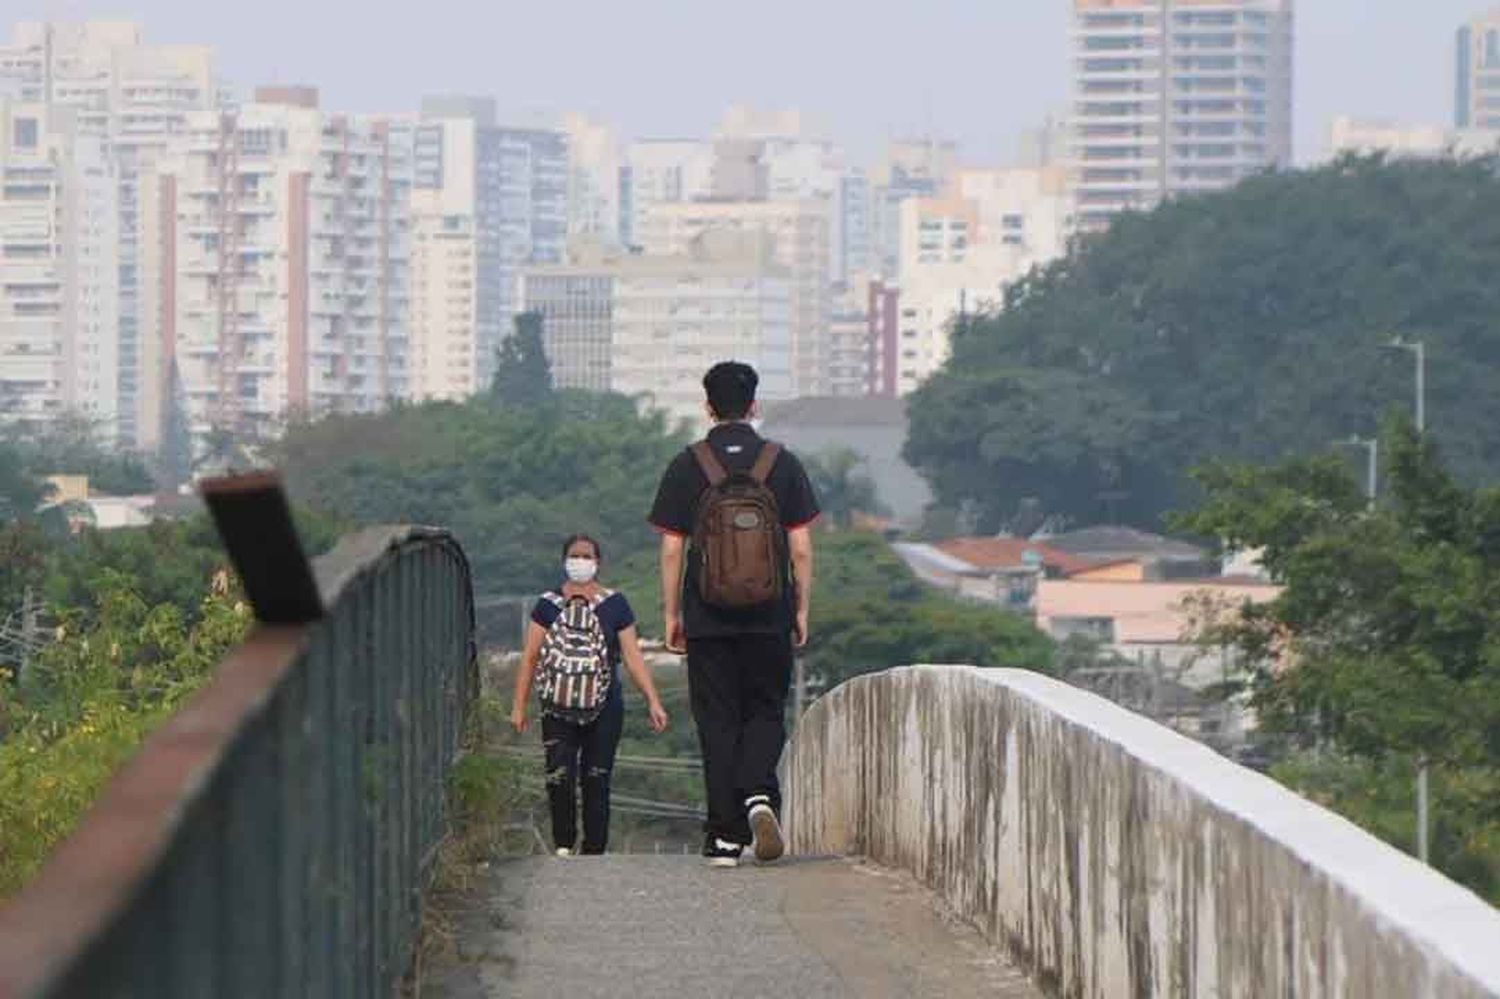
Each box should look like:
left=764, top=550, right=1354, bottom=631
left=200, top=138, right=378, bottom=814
left=543, top=591, right=565, bottom=609
left=691, top=441, right=729, bottom=486
left=749, top=442, right=782, bottom=485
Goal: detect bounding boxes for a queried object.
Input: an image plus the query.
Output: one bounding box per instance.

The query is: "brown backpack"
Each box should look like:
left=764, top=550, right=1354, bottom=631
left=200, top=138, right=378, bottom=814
left=690, top=440, right=787, bottom=609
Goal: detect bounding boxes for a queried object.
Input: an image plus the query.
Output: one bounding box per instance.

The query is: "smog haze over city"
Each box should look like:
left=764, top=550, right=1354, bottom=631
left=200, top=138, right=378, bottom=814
left=1, top=3, right=1499, bottom=989
left=10, top=0, right=1489, bottom=161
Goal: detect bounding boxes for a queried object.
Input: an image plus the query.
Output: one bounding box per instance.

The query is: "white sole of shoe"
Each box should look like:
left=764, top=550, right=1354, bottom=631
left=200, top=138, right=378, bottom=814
left=749, top=805, right=785, bottom=862
left=707, top=857, right=740, bottom=869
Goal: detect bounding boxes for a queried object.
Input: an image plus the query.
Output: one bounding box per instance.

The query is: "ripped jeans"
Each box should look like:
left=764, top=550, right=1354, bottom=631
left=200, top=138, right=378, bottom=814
left=541, top=696, right=623, bottom=854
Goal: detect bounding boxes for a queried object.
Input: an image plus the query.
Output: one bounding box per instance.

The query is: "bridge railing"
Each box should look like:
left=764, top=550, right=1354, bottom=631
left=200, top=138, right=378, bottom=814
left=784, top=665, right=1500, bottom=999
left=0, top=518, right=476, bottom=999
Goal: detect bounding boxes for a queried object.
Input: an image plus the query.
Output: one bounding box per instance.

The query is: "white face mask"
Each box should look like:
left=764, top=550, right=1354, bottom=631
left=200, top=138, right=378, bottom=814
left=564, top=557, right=599, bottom=584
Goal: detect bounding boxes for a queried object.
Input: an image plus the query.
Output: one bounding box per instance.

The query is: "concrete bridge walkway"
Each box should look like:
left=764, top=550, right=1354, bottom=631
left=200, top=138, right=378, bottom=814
left=425, top=855, right=1040, bottom=998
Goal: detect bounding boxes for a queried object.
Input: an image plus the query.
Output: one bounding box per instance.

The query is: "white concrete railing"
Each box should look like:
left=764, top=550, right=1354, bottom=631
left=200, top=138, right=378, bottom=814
left=782, top=666, right=1500, bottom=999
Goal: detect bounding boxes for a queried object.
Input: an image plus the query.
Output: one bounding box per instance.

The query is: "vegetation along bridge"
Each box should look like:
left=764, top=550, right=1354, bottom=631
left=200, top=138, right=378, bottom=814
left=0, top=476, right=1496, bottom=998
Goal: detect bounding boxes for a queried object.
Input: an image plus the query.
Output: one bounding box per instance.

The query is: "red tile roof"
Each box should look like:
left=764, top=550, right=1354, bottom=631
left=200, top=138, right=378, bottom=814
left=932, top=537, right=1101, bottom=577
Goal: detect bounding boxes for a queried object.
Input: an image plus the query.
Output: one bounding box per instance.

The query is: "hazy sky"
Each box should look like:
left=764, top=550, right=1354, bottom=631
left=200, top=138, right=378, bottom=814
left=13, top=1, right=1490, bottom=165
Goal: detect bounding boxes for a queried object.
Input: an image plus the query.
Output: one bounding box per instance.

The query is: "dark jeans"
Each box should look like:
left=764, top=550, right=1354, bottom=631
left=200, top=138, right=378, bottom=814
left=542, top=696, right=623, bottom=853
left=686, top=633, right=794, bottom=844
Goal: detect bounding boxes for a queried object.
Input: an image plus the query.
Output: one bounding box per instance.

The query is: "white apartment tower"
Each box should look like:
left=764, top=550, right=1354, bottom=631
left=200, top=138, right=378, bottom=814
left=150, top=87, right=411, bottom=458
left=1069, top=0, right=1293, bottom=230
left=641, top=199, right=830, bottom=398
left=520, top=232, right=793, bottom=428
left=1457, top=8, right=1500, bottom=129
left=0, top=100, right=120, bottom=437
left=408, top=97, right=568, bottom=402
left=0, top=21, right=218, bottom=449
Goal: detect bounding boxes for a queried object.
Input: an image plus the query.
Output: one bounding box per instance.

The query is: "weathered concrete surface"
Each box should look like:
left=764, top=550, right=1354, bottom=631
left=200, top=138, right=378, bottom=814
left=423, top=854, right=1039, bottom=997
left=783, top=666, right=1500, bottom=999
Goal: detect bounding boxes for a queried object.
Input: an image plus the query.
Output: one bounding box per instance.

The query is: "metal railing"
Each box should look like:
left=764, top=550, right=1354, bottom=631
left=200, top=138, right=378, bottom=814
left=0, top=519, right=477, bottom=998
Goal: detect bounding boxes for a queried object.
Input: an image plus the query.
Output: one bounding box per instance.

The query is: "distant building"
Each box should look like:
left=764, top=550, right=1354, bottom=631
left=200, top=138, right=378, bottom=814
left=0, top=100, right=119, bottom=439
left=866, top=279, right=901, bottom=398
left=620, top=139, right=714, bottom=249
left=826, top=284, right=873, bottom=398
left=149, top=87, right=412, bottom=455
left=1035, top=577, right=1278, bottom=688
left=1457, top=8, right=1500, bottom=129
left=563, top=113, right=623, bottom=248
left=1038, top=525, right=1217, bottom=579
left=1068, top=0, right=1294, bottom=231
left=0, top=21, right=218, bottom=448
left=521, top=231, right=793, bottom=429
left=1326, top=116, right=1500, bottom=159
left=870, top=138, right=956, bottom=279
left=409, top=97, right=568, bottom=401
left=759, top=396, right=932, bottom=527
left=641, top=198, right=831, bottom=398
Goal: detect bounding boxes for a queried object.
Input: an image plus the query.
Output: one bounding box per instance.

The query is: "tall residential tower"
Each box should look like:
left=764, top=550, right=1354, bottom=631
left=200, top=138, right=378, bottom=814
left=1457, top=8, right=1500, bottom=129
left=1069, top=0, right=1293, bottom=230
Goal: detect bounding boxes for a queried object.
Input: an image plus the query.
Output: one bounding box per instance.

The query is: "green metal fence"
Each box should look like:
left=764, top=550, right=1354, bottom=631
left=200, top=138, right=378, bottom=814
left=0, top=525, right=477, bottom=998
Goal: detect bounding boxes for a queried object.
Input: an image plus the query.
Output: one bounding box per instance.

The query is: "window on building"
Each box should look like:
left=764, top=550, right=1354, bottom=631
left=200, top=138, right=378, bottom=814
left=13, top=116, right=38, bottom=149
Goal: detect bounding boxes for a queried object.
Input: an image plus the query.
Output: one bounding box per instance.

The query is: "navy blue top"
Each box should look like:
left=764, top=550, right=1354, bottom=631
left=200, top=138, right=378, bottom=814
left=531, top=589, right=636, bottom=707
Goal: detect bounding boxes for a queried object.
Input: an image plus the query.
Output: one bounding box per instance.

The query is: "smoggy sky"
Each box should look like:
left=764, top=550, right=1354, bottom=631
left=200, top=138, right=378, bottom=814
left=12, top=1, right=1492, bottom=165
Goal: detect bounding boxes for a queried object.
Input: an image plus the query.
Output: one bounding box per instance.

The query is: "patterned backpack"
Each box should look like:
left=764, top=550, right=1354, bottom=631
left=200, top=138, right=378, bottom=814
left=535, top=592, right=612, bottom=724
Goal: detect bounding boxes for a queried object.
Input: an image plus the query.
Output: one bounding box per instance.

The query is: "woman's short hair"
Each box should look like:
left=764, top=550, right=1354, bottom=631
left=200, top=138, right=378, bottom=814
left=561, top=533, right=602, bottom=561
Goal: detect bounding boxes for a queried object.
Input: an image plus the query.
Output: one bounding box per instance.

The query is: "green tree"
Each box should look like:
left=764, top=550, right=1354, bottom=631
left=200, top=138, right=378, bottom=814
left=906, top=154, right=1500, bottom=531
left=804, top=449, right=884, bottom=529
left=1173, top=415, right=1500, bottom=900
left=276, top=392, right=685, bottom=601
left=491, top=311, right=554, bottom=408
left=0, top=579, right=249, bottom=896
left=4, top=414, right=154, bottom=496
left=0, top=442, right=50, bottom=522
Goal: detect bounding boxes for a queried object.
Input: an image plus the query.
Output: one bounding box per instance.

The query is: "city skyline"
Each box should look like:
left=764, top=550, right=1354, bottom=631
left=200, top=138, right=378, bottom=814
left=9, top=1, right=1492, bottom=164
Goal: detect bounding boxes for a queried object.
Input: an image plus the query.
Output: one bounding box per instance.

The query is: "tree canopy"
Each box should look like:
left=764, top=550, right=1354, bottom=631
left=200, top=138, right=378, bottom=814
left=1174, top=416, right=1499, bottom=900
left=491, top=311, right=554, bottom=408
left=906, top=155, right=1500, bottom=532
left=275, top=392, right=685, bottom=597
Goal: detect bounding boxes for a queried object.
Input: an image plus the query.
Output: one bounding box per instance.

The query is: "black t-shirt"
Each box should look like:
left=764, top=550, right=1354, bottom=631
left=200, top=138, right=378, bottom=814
left=648, top=423, right=820, bottom=639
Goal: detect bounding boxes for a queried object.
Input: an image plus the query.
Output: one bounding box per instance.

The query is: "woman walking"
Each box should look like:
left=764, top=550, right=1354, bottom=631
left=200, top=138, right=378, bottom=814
left=511, top=534, right=669, bottom=856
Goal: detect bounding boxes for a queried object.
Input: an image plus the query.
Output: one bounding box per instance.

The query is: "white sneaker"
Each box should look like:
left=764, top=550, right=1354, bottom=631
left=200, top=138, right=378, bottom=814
left=705, top=838, right=742, bottom=868
left=747, top=800, right=785, bottom=863
left=555, top=847, right=573, bottom=858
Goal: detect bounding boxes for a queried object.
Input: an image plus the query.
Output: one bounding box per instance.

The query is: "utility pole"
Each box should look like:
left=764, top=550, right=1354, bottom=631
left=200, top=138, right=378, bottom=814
left=1388, top=335, right=1431, bottom=863
left=1389, top=337, right=1426, bottom=433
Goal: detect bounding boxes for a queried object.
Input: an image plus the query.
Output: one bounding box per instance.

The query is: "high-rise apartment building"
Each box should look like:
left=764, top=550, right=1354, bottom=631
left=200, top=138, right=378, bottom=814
left=149, top=88, right=411, bottom=457
left=1457, top=8, right=1500, bottom=129
left=0, top=21, right=218, bottom=448
left=0, top=100, right=119, bottom=438
left=620, top=139, right=714, bottom=250
left=408, top=97, right=567, bottom=401
left=564, top=113, right=622, bottom=247
left=870, top=138, right=957, bottom=278
left=1069, top=0, right=1293, bottom=231
left=520, top=232, right=792, bottom=428
left=641, top=198, right=830, bottom=397
left=884, top=168, right=1072, bottom=395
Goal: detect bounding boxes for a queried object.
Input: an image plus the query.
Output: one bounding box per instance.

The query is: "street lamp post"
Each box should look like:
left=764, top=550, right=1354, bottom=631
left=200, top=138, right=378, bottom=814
left=1387, top=335, right=1431, bottom=865
left=1389, top=337, right=1426, bottom=433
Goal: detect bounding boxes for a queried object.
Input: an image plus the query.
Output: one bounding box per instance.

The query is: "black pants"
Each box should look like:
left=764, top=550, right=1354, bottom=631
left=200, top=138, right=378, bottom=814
left=542, top=697, right=623, bottom=853
left=686, top=633, right=794, bottom=844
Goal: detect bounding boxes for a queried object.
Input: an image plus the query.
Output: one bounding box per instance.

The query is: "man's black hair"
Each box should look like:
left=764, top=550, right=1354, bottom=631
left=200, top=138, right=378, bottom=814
left=703, top=361, right=759, bottom=421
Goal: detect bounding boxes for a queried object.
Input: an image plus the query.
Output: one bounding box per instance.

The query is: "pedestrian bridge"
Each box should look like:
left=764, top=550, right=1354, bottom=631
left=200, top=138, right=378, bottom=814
left=1, top=521, right=1497, bottom=998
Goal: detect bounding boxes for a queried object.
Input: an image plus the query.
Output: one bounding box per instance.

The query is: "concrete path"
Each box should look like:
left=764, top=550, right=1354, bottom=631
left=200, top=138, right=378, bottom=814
left=423, top=855, right=1038, bottom=998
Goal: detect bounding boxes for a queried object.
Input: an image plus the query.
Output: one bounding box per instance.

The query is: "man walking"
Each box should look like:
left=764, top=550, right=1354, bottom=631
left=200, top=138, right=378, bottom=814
left=649, top=362, right=819, bottom=867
